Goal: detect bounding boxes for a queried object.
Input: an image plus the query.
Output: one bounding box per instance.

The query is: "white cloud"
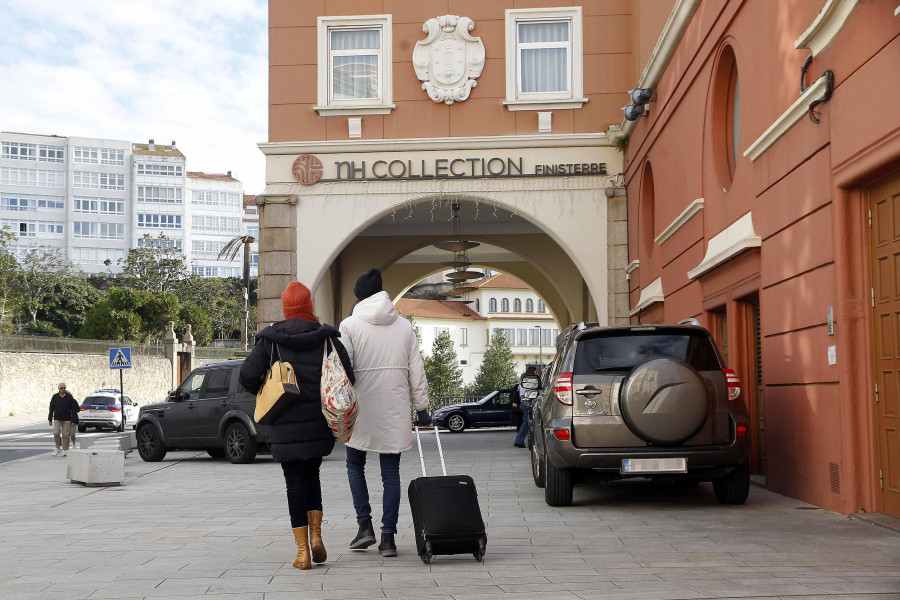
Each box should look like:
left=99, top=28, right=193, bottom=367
left=0, top=0, right=269, bottom=193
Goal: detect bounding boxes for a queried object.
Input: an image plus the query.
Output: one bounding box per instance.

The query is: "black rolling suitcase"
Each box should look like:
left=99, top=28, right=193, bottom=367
left=408, top=425, right=487, bottom=564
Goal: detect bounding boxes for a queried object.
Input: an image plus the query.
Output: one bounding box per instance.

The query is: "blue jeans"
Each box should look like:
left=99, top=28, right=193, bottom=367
left=345, top=446, right=401, bottom=534
left=514, top=410, right=530, bottom=446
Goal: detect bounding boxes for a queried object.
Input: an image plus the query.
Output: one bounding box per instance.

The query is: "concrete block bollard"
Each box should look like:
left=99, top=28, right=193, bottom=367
left=67, top=449, right=125, bottom=486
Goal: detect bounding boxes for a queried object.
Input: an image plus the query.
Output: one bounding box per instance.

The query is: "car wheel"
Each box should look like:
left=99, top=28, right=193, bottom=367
left=116, top=419, right=125, bottom=433
left=531, top=430, right=545, bottom=488
left=137, top=425, right=167, bottom=462
left=446, top=413, right=466, bottom=433
left=207, top=448, right=226, bottom=459
left=544, top=450, right=573, bottom=506
left=77, top=424, right=86, bottom=433
left=713, top=463, right=750, bottom=505
left=225, top=422, right=258, bottom=464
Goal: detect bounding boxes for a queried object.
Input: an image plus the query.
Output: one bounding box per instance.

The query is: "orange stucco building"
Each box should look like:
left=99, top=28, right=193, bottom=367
left=623, top=0, right=900, bottom=516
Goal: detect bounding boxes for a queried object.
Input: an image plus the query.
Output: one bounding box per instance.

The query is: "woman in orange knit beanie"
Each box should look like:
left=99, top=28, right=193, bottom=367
left=240, top=281, right=354, bottom=570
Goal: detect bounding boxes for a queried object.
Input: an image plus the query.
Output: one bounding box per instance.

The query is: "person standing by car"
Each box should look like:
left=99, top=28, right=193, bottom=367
left=48, top=383, right=77, bottom=456
left=339, top=267, right=431, bottom=558
left=513, top=366, right=538, bottom=448
left=239, top=281, right=354, bottom=571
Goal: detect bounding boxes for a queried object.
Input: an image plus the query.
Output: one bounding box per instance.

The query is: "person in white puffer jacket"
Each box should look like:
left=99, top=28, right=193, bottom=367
left=339, top=267, right=431, bottom=557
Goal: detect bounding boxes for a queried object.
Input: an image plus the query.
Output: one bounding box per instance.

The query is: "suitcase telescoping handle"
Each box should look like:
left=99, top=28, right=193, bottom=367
left=414, top=424, right=447, bottom=477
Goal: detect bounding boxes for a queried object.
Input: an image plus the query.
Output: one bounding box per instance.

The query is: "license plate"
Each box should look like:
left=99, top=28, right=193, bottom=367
left=622, top=458, right=687, bottom=473
left=88, top=410, right=106, bottom=416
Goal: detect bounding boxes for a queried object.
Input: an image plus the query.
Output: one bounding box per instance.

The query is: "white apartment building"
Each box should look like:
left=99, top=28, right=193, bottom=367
left=397, top=273, right=559, bottom=384
left=0, top=131, right=251, bottom=278
left=187, top=172, right=243, bottom=278
left=131, top=140, right=187, bottom=264
left=242, top=194, right=259, bottom=278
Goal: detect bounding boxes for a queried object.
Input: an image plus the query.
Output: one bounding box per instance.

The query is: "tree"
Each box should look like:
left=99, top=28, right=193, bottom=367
left=15, top=246, right=74, bottom=325
left=472, top=329, right=518, bottom=397
left=178, top=301, right=213, bottom=346
left=424, top=330, right=464, bottom=398
left=40, top=275, right=104, bottom=337
left=0, top=228, right=21, bottom=332
left=118, top=233, right=187, bottom=292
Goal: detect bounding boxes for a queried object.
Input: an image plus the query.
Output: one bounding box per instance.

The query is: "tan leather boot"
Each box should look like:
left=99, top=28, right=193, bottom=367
left=291, top=526, right=312, bottom=570
left=308, top=510, right=327, bottom=563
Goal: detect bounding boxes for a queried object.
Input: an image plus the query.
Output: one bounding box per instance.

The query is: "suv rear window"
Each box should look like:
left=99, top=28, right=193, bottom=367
left=82, top=396, right=119, bottom=406
left=573, top=330, right=721, bottom=374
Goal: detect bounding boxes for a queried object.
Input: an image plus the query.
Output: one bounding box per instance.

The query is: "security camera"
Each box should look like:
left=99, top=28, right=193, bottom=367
left=629, top=88, right=655, bottom=105
left=622, top=104, right=646, bottom=121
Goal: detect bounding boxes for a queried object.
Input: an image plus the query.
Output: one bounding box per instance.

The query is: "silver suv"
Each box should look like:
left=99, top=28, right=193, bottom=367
left=529, top=322, right=750, bottom=506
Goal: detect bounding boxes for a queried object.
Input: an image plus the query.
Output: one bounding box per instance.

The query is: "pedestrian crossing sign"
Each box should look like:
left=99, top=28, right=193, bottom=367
left=109, top=347, right=132, bottom=370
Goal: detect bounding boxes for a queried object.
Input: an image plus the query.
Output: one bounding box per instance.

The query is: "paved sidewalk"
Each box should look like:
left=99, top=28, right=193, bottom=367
left=0, top=429, right=897, bottom=600
left=0, top=413, right=48, bottom=430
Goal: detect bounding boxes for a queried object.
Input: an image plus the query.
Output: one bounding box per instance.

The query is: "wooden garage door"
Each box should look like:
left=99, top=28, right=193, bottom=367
left=870, top=175, right=900, bottom=518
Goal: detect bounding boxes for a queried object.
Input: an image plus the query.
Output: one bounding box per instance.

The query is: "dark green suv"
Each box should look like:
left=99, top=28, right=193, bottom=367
left=530, top=322, right=751, bottom=506
left=135, top=360, right=269, bottom=464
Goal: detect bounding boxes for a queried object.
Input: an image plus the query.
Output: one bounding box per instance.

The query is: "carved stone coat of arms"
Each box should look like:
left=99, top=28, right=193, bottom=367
left=413, top=15, right=485, bottom=105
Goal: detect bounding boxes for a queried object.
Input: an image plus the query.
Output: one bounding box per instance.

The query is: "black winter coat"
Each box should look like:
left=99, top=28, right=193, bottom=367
left=48, top=393, right=79, bottom=422
left=239, top=318, right=355, bottom=463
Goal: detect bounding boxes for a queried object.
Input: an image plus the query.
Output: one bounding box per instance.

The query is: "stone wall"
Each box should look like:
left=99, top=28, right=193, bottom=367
left=0, top=353, right=219, bottom=417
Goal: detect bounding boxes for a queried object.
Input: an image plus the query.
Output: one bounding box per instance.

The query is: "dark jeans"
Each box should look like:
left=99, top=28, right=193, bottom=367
left=515, top=410, right=530, bottom=446
left=281, top=457, right=323, bottom=528
left=345, top=446, right=401, bottom=534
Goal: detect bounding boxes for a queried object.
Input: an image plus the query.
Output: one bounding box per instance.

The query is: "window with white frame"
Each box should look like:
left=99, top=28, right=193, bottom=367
left=501, top=298, right=510, bottom=312
left=2, top=142, right=36, bottom=160
left=489, top=298, right=497, bottom=312
left=517, top=329, right=528, bottom=345
left=316, top=15, right=393, bottom=115
left=1, top=194, right=64, bottom=211
left=73, top=171, right=125, bottom=190
left=514, top=298, right=522, bottom=312
left=74, top=222, right=125, bottom=239
left=192, top=266, right=240, bottom=278
left=525, top=298, right=534, bottom=312
left=73, top=147, right=99, bottom=163
left=73, top=196, right=124, bottom=215
left=537, top=299, right=546, bottom=313
left=101, top=148, right=125, bottom=165
left=504, top=7, right=585, bottom=110
left=529, top=328, right=539, bottom=345
left=38, top=145, right=65, bottom=162
left=433, top=327, right=449, bottom=340
left=192, top=240, right=228, bottom=258
left=459, top=328, right=468, bottom=346
left=138, top=186, right=182, bottom=203
left=72, top=247, right=124, bottom=265
left=139, top=237, right=181, bottom=250
left=541, top=328, right=554, bottom=346
left=192, top=190, right=240, bottom=208
left=137, top=163, right=183, bottom=176
left=138, top=213, right=181, bottom=229
left=475, top=298, right=480, bottom=313
left=1, top=168, right=65, bottom=188
left=250, top=251, right=259, bottom=266
left=192, top=215, right=240, bottom=235
left=1, top=219, right=64, bottom=237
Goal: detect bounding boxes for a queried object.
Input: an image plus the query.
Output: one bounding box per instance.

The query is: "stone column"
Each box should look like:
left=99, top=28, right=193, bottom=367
left=256, top=194, right=298, bottom=330
left=607, top=189, right=630, bottom=325
left=163, top=321, right=179, bottom=392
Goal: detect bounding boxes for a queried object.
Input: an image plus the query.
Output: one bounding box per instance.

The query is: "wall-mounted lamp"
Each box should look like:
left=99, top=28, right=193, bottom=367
left=622, top=88, right=655, bottom=121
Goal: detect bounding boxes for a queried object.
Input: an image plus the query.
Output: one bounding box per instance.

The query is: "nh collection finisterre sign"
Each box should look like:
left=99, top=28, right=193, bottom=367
left=291, top=154, right=607, bottom=185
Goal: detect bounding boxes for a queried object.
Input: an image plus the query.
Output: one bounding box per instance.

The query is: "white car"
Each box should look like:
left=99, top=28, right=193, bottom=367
left=78, top=389, right=139, bottom=432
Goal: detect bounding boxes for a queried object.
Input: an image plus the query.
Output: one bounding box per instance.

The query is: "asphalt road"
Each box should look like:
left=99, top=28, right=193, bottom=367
left=0, top=421, right=131, bottom=464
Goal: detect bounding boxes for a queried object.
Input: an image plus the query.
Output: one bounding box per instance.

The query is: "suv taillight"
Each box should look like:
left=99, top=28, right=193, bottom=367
left=554, top=372, right=573, bottom=405
left=723, top=368, right=741, bottom=401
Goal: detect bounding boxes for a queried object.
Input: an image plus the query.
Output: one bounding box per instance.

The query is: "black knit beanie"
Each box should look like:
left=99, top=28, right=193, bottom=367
left=354, top=267, right=383, bottom=300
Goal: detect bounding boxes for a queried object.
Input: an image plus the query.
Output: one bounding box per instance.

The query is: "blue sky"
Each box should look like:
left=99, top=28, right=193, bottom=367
left=0, top=0, right=269, bottom=193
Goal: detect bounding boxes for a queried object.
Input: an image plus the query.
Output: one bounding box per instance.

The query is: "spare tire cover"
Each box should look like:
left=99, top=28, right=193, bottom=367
left=620, top=358, right=710, bottom=445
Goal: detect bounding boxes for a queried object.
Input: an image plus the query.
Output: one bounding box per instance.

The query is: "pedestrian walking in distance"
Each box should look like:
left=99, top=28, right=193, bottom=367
left=513, top=366, right=538, bottom=448
left=49, top=383, right=78, bottom=456
left=339, top=267, right=432, bottom=557
left=69, top=393, right=80, bottom=449
left=240, top=281, right=354, bottom=570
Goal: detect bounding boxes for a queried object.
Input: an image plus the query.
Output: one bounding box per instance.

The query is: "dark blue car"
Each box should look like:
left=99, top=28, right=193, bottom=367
left=432, top=388, right=515, bottom=432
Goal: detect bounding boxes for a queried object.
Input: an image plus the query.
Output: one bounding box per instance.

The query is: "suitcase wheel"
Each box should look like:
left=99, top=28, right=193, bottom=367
left=473, top=551, right=484, bottom=562
left=421, top=542, right=433, bottom=565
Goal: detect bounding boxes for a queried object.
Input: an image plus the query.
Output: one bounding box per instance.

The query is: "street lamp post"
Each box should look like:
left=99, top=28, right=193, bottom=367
left=534, top=325, right=542, bottom=374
